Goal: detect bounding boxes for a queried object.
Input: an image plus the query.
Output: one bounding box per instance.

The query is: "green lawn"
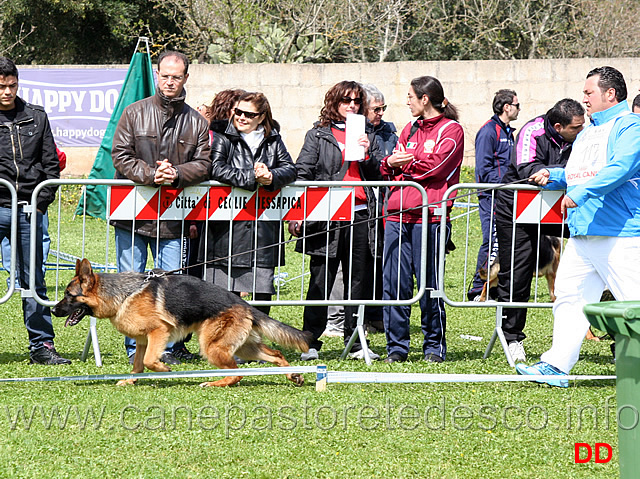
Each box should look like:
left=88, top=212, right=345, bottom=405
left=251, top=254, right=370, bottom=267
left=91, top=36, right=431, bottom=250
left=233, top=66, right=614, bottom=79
left=0, top=174, right=618, bottom=478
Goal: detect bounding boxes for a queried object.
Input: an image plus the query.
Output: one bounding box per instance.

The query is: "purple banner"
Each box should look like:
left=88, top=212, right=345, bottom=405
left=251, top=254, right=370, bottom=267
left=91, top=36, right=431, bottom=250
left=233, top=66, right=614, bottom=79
left=18, top=68, right=129, bottom=147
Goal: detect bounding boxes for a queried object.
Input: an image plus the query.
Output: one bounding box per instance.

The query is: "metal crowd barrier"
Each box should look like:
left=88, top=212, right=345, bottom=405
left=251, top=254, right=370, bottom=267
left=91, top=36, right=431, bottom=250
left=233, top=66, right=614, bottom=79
left=26, top=179, right=428, bottom=367
left=438, top=182, right=568, bottom=366
left=0, top=179, right=18, bottom=304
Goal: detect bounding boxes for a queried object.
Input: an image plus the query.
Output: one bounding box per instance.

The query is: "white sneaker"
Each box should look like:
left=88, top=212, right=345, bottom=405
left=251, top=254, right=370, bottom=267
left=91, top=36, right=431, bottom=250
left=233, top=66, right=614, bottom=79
left=321, top=327, right=343, bottom=338
left=300, top=348, right=319, bottom=361
left=348, top=348, right=380, bottom=360
left=508, top=341, right=526, bottom=362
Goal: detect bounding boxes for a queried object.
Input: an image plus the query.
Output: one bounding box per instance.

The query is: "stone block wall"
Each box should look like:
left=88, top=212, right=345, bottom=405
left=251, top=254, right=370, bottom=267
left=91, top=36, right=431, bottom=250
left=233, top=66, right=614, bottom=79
left=50, top=58, right=640, bottom=176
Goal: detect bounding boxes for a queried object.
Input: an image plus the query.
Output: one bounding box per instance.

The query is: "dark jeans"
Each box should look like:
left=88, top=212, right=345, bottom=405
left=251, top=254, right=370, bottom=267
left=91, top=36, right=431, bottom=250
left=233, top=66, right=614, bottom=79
left=302, top=210, right=373, bottom=351
left=0, top=206, right=55, bottom=349
left=383, top=221, right=449, bottom=360
left=469, top=194, right=498, bottom=298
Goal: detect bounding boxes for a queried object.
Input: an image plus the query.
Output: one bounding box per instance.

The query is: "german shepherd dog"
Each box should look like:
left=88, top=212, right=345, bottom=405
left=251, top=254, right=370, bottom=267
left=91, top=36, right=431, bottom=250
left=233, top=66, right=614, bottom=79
left=478, top=235, right=561, bottom=302
left=53, top=259, right=311, bottom=387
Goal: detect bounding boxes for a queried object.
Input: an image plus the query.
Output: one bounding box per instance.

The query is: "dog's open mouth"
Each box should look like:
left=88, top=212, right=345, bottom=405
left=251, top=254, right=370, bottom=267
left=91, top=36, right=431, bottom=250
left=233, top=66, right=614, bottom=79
left=64, top=304, right=93, bottom=327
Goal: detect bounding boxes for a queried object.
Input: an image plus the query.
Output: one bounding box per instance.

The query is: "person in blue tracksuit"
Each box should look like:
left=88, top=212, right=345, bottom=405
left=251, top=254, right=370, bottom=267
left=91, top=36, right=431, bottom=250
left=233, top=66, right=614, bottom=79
left=517, top=66, right=640, bottom=387
left=468, top=89, right=519, bottom=300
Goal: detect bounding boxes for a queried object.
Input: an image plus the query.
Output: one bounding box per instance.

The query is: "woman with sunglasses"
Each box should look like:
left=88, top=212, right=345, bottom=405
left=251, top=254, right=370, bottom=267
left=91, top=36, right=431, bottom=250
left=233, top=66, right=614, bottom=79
left=381, top=76, right=464, bottom=364
left=289, top=80, right=384, bottom=361
left=203, top=91, right=296, bottom=314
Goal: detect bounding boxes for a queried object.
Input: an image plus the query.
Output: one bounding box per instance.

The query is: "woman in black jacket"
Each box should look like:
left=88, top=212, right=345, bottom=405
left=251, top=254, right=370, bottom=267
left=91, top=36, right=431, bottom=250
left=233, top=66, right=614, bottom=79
left=288, top=80, right=383, bottom=360
left=202, top=91, right=296, bottom=314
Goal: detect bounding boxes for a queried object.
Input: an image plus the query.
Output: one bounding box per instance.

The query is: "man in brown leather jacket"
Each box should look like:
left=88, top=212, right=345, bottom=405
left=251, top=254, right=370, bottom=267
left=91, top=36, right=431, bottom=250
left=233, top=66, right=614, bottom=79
left=111, top=50, right=211, bottom=363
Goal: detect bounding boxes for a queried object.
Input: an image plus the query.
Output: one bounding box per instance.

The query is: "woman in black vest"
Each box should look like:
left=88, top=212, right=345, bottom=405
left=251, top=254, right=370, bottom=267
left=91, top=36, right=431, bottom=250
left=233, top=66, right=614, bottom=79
left=289, top=81, right=383, bottom=360
left=202, top=92, right=296, bottom=314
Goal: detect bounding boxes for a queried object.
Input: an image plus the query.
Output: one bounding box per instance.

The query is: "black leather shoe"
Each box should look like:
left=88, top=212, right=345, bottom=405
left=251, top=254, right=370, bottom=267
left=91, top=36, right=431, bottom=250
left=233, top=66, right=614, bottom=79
left=172, top=344, right=197, bottom=361
left=383, top=353, right=406, bottom=364
left=424, top=353, right=444, bottom=363
left=160, top=352, right=181, bottom=365
left=30, top=343, right=71, bottom=365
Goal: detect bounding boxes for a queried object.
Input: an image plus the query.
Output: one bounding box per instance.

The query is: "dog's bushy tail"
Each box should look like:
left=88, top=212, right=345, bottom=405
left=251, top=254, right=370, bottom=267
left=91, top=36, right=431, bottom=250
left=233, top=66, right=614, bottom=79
left=252, top=310, right=312, bottom=352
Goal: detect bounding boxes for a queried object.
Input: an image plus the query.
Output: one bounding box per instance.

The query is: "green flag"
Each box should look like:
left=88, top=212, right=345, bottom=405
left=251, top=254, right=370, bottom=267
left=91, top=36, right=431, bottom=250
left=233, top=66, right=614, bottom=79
left=76, top=50, right=155, bottom=218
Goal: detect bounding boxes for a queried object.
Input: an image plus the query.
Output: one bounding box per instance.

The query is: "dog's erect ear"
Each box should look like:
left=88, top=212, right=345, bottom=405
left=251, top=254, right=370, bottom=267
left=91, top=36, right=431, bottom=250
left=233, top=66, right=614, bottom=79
left=78, top=258, right=93, bottom=276
left=78, top=258, right=95, bottom=288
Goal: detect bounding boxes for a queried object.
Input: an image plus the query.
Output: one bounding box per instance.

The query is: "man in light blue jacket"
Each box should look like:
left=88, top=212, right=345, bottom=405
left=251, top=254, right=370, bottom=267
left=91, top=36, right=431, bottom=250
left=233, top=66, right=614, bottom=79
left=516, top=66, right=640, bottom=387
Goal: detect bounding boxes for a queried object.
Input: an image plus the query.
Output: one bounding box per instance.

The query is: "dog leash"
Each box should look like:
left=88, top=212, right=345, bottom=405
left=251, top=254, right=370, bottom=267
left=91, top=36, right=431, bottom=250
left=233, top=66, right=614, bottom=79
left=159, top=177, right=544, bottom=277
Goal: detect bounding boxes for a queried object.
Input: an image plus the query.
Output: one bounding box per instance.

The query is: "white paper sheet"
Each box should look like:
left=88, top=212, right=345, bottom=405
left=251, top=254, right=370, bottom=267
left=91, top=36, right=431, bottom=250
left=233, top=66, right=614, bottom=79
left=344, top=114, right=365, bottom=161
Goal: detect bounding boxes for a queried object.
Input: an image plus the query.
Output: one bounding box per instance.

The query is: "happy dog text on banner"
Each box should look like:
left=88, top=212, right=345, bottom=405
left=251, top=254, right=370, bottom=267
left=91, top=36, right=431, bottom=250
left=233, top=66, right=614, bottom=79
left=18, top=68, right=128, bottom=147
left=108, top=185, right=354, bottom=222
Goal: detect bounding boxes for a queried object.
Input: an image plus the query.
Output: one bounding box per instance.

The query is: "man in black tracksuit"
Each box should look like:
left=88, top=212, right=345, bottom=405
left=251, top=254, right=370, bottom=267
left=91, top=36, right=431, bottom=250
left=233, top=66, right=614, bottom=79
left=494, top=99, right=585, bottom=362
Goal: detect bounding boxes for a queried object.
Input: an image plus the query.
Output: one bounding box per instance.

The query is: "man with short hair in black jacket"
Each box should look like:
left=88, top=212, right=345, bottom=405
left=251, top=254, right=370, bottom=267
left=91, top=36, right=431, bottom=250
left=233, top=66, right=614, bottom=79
left=494, top=98, right=585, bottom=362
left=0, top=56, right=69, bottom=365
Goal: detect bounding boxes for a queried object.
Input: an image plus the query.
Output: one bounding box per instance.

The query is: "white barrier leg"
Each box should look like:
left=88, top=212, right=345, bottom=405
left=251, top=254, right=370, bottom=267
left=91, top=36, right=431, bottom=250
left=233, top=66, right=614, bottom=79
left=80, top=316, right=102, bottom=367
left=483, top=328, right=498, bottom=359
left=81, top=329, right=91, bottom=362
left=340, top=305, right=372, bottom=365
left=482, top=305, right=515, bottom=367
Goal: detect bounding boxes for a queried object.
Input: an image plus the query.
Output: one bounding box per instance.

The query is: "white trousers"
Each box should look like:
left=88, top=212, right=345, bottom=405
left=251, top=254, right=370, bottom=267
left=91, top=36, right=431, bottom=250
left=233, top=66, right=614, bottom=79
left=541, top=235, right=640, bottom=373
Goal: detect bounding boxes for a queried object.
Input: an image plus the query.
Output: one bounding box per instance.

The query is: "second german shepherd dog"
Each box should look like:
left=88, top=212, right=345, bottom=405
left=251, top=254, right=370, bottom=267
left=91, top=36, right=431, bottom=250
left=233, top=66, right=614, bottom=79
left=53, top=259, right=311, bottom=387
left=478, top=235, right=561, bottom=302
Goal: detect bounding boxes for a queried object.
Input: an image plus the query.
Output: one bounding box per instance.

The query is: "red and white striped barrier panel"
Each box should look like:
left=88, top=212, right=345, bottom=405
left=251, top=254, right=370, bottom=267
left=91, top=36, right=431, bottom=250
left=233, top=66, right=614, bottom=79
left=514, top=190, right=564, bottom=224
left=108, top=185, right=354, bottom=222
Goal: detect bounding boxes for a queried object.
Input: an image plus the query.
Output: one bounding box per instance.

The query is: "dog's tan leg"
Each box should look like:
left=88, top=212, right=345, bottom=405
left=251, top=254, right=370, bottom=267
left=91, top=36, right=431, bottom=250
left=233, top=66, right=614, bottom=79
left=196, top=307, right=254, bottom=387
left=131, top=342, right=146, bottom=373
left=586, top=328, right=600, bottom=341
left=546, top=272, right=556, bottom=302
left=245, top=343, right=304, bottom=386
left=236, top=342, right=304, bottom=386
left=116, top=342, right=146, bottom=386
left=143, top=328, right=172, bottom=373
left=547, top=242, right=561, bottom=302
left=200, top=347, right=243, bottom=387
left=478, top=283, right=488, bottom=302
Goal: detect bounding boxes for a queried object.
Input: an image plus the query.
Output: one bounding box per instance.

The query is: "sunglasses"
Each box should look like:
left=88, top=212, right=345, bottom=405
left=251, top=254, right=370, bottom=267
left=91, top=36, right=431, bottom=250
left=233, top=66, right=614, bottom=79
left=371, top=105, right=387, bottom=114
left=510, top=103, right=521, bottom=109
left=234, top=108, right=262, bottom=119
left=340, top=96, right=363, bottom=105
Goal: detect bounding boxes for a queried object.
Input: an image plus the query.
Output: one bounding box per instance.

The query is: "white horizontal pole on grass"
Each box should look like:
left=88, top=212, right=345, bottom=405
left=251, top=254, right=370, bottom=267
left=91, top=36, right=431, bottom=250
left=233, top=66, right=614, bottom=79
left=0, top=366, right=318, bottom=384
left=326, top=371, right=615, bottom=384
left=0, top=368, right=615, bottom=386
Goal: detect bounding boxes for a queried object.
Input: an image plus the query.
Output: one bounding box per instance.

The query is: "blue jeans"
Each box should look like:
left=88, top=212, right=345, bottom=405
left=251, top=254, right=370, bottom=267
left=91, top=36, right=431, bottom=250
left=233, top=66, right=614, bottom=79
left=383, top=221, right=449, bottom=360
left=0, top=207, right=55, bottom=349
left=114, top=227, right=182, bottom=357
left=2, top=211, right=49, bottom=288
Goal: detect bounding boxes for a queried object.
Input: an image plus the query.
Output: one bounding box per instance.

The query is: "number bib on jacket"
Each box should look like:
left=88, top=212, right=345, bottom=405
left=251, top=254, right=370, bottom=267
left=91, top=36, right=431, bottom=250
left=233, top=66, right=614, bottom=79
left=565, top=113, right=628, bottom=186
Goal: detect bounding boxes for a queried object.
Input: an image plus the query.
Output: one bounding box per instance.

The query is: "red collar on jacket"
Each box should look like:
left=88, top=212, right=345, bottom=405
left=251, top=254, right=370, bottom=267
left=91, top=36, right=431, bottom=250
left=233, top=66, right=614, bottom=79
left=416, top=113, right=445, bottom=129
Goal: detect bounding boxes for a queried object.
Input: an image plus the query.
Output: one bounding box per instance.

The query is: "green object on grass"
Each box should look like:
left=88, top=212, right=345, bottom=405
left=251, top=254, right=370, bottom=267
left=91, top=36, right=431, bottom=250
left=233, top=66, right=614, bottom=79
left=584, top=300, right=640, bottom=479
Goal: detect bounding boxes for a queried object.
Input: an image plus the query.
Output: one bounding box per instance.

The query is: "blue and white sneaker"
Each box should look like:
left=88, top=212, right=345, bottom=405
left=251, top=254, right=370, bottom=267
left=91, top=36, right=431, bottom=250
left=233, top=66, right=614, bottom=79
left=515, top=361, right=569, bottom=388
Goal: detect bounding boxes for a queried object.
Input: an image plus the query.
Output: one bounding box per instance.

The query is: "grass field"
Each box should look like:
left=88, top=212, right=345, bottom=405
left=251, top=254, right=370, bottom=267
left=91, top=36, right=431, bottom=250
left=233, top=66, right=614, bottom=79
left=0, top=174, right=619, bottom=478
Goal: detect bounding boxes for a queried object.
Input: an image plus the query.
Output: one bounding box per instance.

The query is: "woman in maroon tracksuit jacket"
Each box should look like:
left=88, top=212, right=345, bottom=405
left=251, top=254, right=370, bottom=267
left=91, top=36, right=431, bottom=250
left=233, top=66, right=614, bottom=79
left=380, top=76, right=464, bottom=363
